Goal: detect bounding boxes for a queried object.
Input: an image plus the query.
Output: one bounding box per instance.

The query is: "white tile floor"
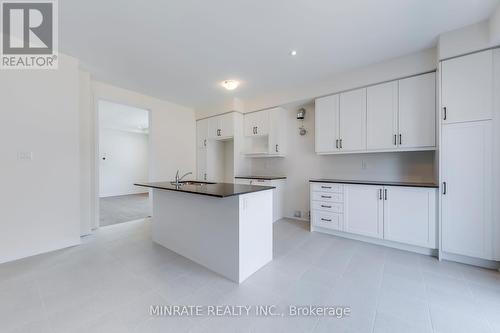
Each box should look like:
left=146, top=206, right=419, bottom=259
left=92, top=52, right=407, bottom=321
left=1, top=218, right=500, bottom=333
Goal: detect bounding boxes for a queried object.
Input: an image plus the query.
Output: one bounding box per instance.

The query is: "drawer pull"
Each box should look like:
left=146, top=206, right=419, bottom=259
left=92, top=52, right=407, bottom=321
left=321, top=205, right=332, bottom=208
left=321, top=186, right=331, bottom=189
left=321, top=218, right=332, bottom=222
left=321, top=195, right=332, bottom=199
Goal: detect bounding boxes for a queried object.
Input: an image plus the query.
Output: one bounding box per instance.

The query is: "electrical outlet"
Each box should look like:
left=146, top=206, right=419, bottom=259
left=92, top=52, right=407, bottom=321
left=17, top=152, right=33, bottom=160
left=294, top=210, right=302, bottom=218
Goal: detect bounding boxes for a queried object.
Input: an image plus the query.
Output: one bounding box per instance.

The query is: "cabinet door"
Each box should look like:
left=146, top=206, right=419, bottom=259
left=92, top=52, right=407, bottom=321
left=219, top=113, right=234, bottom=138
left=207, top=116, right=220, bottom=139
left=268, top=108, right=286, bottom=155
left=339, top=89, right=367, bottom=151
left=344, top=185, right=383, bottom=239
left=398, top=72, right=436, bottom=149
left=254, top=110, right=269, bottom=136
left=366, top=82, right=398, bottom=150
left=196, top=147, right=207, bottom=181
left=383, top=186, right=437, bottom=248
left=441, top=121, right=493, bottom=259
left=441, top=50, right=493, bottom=123
left=315, top=94, right=339, bottom=153
left=196, top=119, right=208, bottom=149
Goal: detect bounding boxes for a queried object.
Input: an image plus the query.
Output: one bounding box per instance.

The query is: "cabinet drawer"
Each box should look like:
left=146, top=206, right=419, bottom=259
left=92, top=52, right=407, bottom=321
left=312, top=192, right=343, bottom=203
left=312, top=183, right=343, bottom=193
left=313, top=211, right=343, bottom=231
left=311, top=201, right=343, bottom=213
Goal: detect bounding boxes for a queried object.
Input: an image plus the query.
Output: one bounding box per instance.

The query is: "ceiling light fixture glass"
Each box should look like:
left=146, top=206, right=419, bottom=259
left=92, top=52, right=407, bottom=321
left=290, top=50, right=297, bottom=56
left=221, top=80, right=240, bottom=90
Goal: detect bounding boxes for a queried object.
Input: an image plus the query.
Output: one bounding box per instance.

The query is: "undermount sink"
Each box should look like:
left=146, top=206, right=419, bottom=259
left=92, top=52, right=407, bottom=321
left=170, top=181, right=216, bottom=186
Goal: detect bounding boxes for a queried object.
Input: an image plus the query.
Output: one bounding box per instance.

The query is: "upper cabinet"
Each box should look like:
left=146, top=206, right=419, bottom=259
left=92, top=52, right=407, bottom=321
left=398, top=72, right=436, bottom=149
left=243, top=107, right=287, bottom=157
left=339, top=89, right=367, bottom=152
left=244, top=110, right=269, bottom=137
left=441, top=50, right=493, bottom=124
left=315, top=72, right=436, bottom=154
left=315, top=94, right=339, bottom=153
left=208, top=113, right=235, bottom=139
left=196, top=118, right=209, bottom=149
left=366, top=81, right=398, bottom=150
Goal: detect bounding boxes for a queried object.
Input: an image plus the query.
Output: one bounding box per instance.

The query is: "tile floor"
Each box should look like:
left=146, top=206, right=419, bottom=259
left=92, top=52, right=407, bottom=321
left=1, top=218, right=500, bottom=333
left=100, top=193, right=151, bottom=227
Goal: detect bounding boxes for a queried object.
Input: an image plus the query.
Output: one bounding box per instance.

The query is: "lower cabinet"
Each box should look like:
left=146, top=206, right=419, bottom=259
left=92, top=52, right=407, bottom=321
left=344, top=185, right=383, bottom=239
left=234, top=178, right=285, bottom=222
left=311, top=182, right=437, bottom=249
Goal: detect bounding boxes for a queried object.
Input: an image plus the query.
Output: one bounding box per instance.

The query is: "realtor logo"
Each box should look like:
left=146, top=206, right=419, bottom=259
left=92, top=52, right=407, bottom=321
left=1, top=0, right=58, bottom=69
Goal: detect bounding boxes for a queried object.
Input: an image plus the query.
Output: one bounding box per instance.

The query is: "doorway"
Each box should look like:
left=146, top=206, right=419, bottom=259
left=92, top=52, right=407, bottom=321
left=97, top=100, right=151, bottom=227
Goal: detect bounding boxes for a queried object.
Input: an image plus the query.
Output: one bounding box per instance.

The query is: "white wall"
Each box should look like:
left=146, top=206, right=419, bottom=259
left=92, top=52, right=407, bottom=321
left=249, top=104, right=435, bottom=220
left=0, top=55, right=81, bottom=264
left=99, top=129, right=149, bottom=197
left=490, top=4, right=500, bottom=45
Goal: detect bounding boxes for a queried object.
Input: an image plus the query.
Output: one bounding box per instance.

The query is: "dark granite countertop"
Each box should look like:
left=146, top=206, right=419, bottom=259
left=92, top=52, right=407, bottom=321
left=309, top=179, right=439, bottom=188
left=235, top=176, right=287, bottom=180
left=135, top=181, right=275, bottom=198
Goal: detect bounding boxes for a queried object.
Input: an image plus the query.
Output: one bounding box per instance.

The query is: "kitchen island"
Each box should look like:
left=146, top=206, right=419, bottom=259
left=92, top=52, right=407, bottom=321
left=134, top=181, right=274, bottom=283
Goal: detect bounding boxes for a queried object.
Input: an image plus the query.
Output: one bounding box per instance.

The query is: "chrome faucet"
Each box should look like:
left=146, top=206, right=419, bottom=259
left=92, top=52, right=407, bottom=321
left=174, top=170, right=193, bottom=186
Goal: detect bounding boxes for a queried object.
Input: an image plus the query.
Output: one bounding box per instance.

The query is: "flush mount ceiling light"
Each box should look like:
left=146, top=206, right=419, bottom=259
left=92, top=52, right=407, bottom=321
left=290, top=50, right=297, bottom=56
left=221, top=80, right=240, bottom=90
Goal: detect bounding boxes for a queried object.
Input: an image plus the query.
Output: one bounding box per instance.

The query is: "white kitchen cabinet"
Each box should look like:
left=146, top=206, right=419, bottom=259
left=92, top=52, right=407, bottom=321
left=398, top=72, right=436, bottom=149
left=268, top=107, right=287, bottom=155
left=344, top=184, right=383, bottom=239
left=315, top=94, right=339, bottom=153
left=234, top=178, right=285, bottom=222
left=339, top=88, right=367, bottom=152
left=196, top=147, right=207, bottom=181
left=196, top=119, right=209, bottom=149
left=441, top=121, right=493, bottom=259
left=208, top=113, right=235, bottom=139
left=366, top=81, right=398, bottom=150
left=441, top=50, right=493, bottom=124
left=383, top=186, right=437, bottom=248
left=244, top=110, right=269, bottom=137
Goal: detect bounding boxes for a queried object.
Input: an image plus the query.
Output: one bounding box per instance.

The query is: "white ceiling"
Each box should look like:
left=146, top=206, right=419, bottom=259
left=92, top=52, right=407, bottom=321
left=98, top=101, right=149, bottom=133
left=61, top=0, right=499, bottom=110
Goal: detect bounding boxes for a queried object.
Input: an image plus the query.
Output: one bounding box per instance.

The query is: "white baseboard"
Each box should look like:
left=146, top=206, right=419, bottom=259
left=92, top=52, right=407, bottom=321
left=311, top=225, right=437, bottom=256
left=439, top=251, right=500, bottom=270
left=0, top=237, right=81, bottom=265
left=99, top=190, right=148, bottom=198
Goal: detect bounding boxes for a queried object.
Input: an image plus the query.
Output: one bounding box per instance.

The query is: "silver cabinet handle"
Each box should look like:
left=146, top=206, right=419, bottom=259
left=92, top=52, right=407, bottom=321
left=204, top=139, right=207, bottom=147
left=321, top=186, right=331, bottom=189
left=255, top=126, right=258, bottom=134
left=443, top=107, right=447, bottom=120
left=442, top=182, right=447, bottom=195
left=321, top=195, right=332, bottom=199
left=336, top=139, right=339, bottom=149
left=339, top=139, right=343, bottom=149
left=379, top=189, right=382, bottom=200
left=393, top=134, right=397, bottom=146
left=399, top=134, right=402, bottom=145
left=275, top=144, right=279, bottom=153
left=384, top=189, right=388, bottom=200
left=204, top=173, right=207, bottom=180
left=321, top=218, right=332, bottom=222
left=321, top=205, right=332, bottom=208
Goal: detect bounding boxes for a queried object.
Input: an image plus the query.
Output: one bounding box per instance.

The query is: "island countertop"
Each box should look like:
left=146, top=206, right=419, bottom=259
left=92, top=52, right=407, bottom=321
left=135, top=181, right=275, bottom=198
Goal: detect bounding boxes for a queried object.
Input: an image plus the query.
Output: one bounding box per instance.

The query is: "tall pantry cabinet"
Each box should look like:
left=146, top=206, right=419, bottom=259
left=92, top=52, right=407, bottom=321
left=440, top=48, right=500, bottom=261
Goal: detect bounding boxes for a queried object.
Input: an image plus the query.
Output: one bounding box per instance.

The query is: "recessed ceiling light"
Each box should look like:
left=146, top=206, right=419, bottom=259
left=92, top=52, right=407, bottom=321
left=221, top=80, right=240, bottom=90
left=290, top=50, right=297, bottom=56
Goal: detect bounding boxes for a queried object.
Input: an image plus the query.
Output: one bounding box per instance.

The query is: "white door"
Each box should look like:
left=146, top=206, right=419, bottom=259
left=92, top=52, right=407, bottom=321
left=441, top=50, right=493, bottom=124
left=196, top=119, right=208, bottom=149
left=315, top=94, right=339, bottom=153
left=339, top=88, right=367, bottom=151
left=344, top=184, right=383, bottom=239
left=366, top=82, right=398, bottom=150
left=196, top=147, right=207, bottom=181
left=398, top=72, right=436, bottom=149
left=441, top=121, right=493, bottom=259
left=383, top=186, right=437, bottom=248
